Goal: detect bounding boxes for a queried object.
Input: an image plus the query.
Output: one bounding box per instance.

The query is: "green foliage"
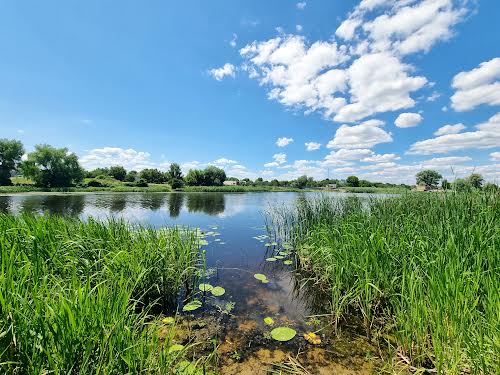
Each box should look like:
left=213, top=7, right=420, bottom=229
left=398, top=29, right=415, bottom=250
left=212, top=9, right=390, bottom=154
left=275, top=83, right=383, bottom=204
left=109, top=165, right=127, bottom=181
left=415, top=169, right=442, bottom=187
left=346, top=175, right=359, bottom=187
left=0, top=138, right=24, bottom=185
left=140, top=168, right=168, bottom=183
left=185, top=166, right=226, bottom=186
left=21, top=144, right=84, bottom=187
left=441, top=178, right=451, bottom=189
left=125, top=170, right=138, bottom=182
left=467, top=173, right=484, bottom=189
left=453, top=178, right=471, bottom=192
left=0, top=214, right=202, bottom=373
left=273, top=192, right=499, bottom=373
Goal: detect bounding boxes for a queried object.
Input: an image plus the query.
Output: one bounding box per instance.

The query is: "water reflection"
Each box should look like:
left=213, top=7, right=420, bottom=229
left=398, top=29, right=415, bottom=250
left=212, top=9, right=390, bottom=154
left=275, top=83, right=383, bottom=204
left=168, top=193, right=184, bottom=218
left=186, top=193, right=225, bottom=215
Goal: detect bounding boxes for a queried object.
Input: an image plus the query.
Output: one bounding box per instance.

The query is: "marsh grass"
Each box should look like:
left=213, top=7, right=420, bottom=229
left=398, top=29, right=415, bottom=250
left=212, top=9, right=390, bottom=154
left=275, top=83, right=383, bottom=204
left=269, top=192, right=499, bottom=374
left=0, top=214, right=205, bottom=374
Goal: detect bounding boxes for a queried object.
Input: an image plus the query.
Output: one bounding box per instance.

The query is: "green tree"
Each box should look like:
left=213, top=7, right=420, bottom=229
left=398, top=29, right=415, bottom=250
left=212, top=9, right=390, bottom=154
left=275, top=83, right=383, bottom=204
left=202, top=166, right=226, bottom=186
left=167, top=163, right=183, bottom=181
left=467, top=173, right=484, bottom=189
left=416, top=169, right=442, bottom=188
left=21, top=144, right=83, bottom=187
left=0, top=139, right=24, bottom=185
left=453, top=178, right=471, bottom=192
left=484, top=182, right=498, bottom=192
left=346, top=175, right=360, bottom=187
left=109, top=166, right=127, bottom=181
left=139, top=168, right=167, bottom=183
left=441, top=179, right=451, bottom=190
left=294, top=175, right=309, bottom=189
left=185, top=169, right=203, bottom=186
left=125, top=170, right=138, bottom=182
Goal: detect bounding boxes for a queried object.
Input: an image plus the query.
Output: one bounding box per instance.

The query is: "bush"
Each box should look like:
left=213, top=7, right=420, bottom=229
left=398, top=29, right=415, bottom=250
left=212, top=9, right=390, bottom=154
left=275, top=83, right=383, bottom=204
left=86, top=179, right=108, bottom=188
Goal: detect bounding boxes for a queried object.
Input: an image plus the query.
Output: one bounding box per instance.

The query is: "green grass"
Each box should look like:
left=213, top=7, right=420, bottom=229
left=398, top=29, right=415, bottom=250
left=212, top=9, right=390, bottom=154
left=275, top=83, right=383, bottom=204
left=179, top=185, right=310, bottom=192
left=339, top=186, right=410, bottom=194
left=0, top=182, right=172, bottom=193
left=270, top=192, right=499, bottom=374
left=0, top=214, right=207, bottom=374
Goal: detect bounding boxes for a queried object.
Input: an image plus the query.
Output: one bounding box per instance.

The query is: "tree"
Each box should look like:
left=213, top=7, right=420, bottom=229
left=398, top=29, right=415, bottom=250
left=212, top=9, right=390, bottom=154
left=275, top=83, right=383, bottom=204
left=21, top=144, right=83, bottom=187
left=139, top=168, right=167, bottom=183
left=453, top=178, right=471, bottom=192
left=0, top=139, right=24, bottom=185
left=167, top=163, right=183, bottom=181
left=467, top=173, right=484, bottom=189
left=441, top=179, right=451, bottom=190
left=294, top=175, right=309, bottom=189
left=202, top=166, right=226, bottom=186
left=109, top=166, right=127, bottom=181
left=125, top=170, right=138, bottom=182
left=346, top=175, right=360, bottom=187
left=185, top=169, right=204, bottom=186
left=416, top=169, right=442, bottom=188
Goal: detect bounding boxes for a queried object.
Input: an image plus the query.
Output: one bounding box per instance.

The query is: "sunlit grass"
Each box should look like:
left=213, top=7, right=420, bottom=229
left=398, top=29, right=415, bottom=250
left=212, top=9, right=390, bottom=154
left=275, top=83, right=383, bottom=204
left=270, top=192, right=499, bottom=374
left=0, top=214, right=205, bottom=374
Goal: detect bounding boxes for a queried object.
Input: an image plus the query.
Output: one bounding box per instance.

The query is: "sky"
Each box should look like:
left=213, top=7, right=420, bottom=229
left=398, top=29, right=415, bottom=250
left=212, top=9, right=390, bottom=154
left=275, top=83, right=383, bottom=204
left=0, top=0, right=499, bottom=183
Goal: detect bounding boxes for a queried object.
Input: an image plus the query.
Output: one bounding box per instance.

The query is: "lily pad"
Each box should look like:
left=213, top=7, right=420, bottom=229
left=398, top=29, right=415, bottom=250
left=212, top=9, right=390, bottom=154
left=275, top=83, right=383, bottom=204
left=162, top=316, right=175, bottom=325
left=270, top=327, right=297, bottom=342
left=264, top=242, right=271, bottom=247
left=168, top=344, right=185, bottom=353
left=211, top=286, right=226, bottom=297
left=198, top=239, right=209, bottom=246
left=271, top=242, right=278, bottom=246
left=283, top=260, right=293, bottom=265
left=254, top=273, right=268, bottom=282
left=198, top=283, right=213, bottom=292
left=278, top=251, right=289, bottom=256
left=274, top=255, right=285, bottom=260
left=266, top=257, right=277, bottom=262
left=183, top=300, right=202, bottom=312
left=261, top=279, right=269, bottom=284
left=264, top=317, right=275, bottom=325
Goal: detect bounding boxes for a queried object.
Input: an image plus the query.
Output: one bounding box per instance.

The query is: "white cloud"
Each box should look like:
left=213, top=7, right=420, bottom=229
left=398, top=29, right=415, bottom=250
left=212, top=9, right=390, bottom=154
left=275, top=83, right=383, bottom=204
left=276, top=137, right=294, bottom=147
left=433, top=123, right=465, bottom=136
left=420, top=156, right=472, bottom=167
left=408, top=112, right=500, bottom=154
left=305, top=142, right=321, bottom=151
left=451, top=57, right=500, bottom=111
left=426, top=91, right=441, bottom=102
left=296, top=2, right=306, bottom=10
left=273, top=152, right=287, bottom=164
left=395, top=112, right=423, bottom=128
left=327, top=119, right=393, bottom=149
left=361, top=153, right=400, bottom=163
left=80, top=147, right=164, bottom=171
left=212, top=158, right=237, bottom=165
left=209, top=63, right=236, bottom=81
left=230, top=34, right=238, bottom=48
left=264, top=162, right=280, bottom=168
left=490, top=152, right=500, bottom=161
left=327, top=148, right=374, bottom=160
left=296, top=24, right=303, bottom=32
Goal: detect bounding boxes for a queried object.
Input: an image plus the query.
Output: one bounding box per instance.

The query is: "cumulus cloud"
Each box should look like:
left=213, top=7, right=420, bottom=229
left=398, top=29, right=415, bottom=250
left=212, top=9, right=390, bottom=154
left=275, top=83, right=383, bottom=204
left=296, top=24, right=303, bottom=32
left=209, top=63, right=236, bottom=81
left=296, top=2, right=306, bottom=10
left=395, top=112, right=423, bottom=128
left=433, top=123, right=466, bottom=136
left=230, top=34, right=238, bottom=48
left=80, top=147, right=163, bottom=171
left=408, top=112, right=500, bottom=154
left=327, top=119, right=393, bottom=149
left=305, top=142, right=321, bottom=151
left=490, top=152, right=500, bottom=161
left=273, top=152, right=287, bottom=164
left=451, top=57, right=500, bottom=111
left=276, top=137, right=294, bottom=147
left=212, top=157, right=237, bottom=165
left=361, top=153, right=400, bottom=163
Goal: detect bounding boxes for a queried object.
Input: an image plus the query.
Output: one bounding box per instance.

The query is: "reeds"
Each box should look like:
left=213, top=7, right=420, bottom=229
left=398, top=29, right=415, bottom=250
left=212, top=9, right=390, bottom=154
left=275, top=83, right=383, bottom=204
left=270, top=192, right=499, bottom=374
left=0, top=214, right=203, bottom=374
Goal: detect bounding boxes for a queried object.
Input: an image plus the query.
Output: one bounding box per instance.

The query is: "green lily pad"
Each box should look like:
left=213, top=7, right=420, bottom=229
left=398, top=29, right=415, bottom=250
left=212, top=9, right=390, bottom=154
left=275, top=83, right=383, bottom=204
left=261, top=279, right=269, bottom=284
left=283, top=260, right=293, bottom=265
left=254, top=273, right=268, bottom=282
left=211, top=286, right=225, bottom=297
left=278, top=251, right=289, bottom=256
left=264, top=242, right=271, bottom=247
left=274, top=255, right=284, bottom=260
left=168, top=344, right=185, bottom=353
left=183, top=300, right=202, bottom=312
left=271, top=327, right=297, bottom=342
left=198, top=283, right=213, bottom=292
left=264, top=317, right=275, bottom=325
left=266, top=257, right=277, bottom=262
left=198, top=239, right=209, bottom=246
left=271, top=242, right=278, bottom=246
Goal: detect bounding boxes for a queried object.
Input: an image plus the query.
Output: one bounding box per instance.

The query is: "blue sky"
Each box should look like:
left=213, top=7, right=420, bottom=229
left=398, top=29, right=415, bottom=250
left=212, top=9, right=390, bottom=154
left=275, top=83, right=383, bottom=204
left=0, top=0, right=499, bottom=183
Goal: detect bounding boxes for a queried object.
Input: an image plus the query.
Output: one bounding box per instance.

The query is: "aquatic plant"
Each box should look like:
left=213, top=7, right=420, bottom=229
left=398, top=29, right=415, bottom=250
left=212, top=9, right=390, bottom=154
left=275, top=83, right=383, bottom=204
left=264, top=317, right=275, bottom=325
left=270, top=192, right=500, bottom=373
left=254, top=273, right=269, bottom=283
left=211, top=286, right=225, bottom=297
left=270, top=327, right=297, bottom=342
left=198, top=283, right=213, bottom=292
left=183, top=299, right=203, bottom=312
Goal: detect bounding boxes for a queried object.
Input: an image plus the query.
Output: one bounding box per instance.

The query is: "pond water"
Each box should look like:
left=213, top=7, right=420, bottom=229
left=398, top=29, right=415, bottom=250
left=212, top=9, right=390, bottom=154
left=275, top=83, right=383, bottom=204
left=0, top=192, right=382, bottom=373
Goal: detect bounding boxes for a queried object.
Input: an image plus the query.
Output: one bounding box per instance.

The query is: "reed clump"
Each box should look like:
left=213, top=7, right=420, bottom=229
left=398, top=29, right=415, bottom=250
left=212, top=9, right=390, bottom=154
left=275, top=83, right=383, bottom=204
left=0, top=214, right=203, bottom=374
left=271, top=192, right=499, bottom=374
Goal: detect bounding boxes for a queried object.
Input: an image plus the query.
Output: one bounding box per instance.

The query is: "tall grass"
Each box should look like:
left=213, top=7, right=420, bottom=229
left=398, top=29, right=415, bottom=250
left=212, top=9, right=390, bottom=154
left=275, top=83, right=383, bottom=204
left=0, top=214, right=204, bottom=374
left=270, top=192, right=499, bottom=374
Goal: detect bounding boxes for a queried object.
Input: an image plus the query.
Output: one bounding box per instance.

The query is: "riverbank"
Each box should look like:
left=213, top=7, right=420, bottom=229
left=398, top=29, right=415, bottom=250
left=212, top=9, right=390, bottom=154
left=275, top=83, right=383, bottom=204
left=0, top=214, right=211, bottom=374
left=271, top=192, right=499, bottom=374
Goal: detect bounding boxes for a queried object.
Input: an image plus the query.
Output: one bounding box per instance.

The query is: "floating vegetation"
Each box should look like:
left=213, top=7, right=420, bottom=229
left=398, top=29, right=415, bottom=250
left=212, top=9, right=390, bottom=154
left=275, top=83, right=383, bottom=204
left=198, top=283, right=213, bottom=292
left=266, top=257, right=277, bottom=262
left=183, top=300, right=202, bottom=312
left=270, top=241, right=278, bottom=246
left=264, top=242, right=271, bottom=247
left=264, top=317, right=275, bottom=326
left=270, top=327, right=297, bottom=342
left=162, top=317, right=175, bottom=325
left=253, top=273, right=268, bottom=283
left=211, top=286, right=225, bottom=297
left=282, top=242, right=293, bottom=250
left=274, top=255, right=284, bottom=260
left=198, top=239, right=209, bottom=246
left=168, top=344, right=185, bottom=353
left=223, top=301, right=235, bottom=314
left=304, top=332, right=321, bottom=345
left=278, top=251, right=289, bottom=256
left=283, top=260, right=293, bottom=265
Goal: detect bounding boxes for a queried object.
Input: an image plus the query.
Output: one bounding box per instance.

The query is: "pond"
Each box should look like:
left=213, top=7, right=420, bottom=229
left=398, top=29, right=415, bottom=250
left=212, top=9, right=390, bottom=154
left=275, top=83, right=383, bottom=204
left=0, top=192, right=382, bottom=373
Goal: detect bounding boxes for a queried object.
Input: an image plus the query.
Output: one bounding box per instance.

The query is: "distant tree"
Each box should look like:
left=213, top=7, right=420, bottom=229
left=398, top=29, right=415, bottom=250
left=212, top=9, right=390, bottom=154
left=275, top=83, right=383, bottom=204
left=203, top=166, right=226, bottom=186
left=294, top=175, right=309, bottom=189
left=21, top=144, right=83, bottom=187
left=185, top=169, right=204, bottom=186
left=453, top=178, right=471, bottom=192
left=241, top=178, right=252, bottom=186
left=140, top=168, right=167, bottom=183
left=441, top=179, right=451, bottom=190
left=167, top=163, right=183, bottom=181
left=270, top=179, right=279, bottom=187
left=0, top=139, right=24, bottom=185
left=467, top=173, right=484, bottom=189
left=416, top=169, right=442, bottom=188
left=86, top=167, right=110, bottom=178
left=484, top=182, right=498, bottom=192
left=125, top=170, right=138, bottom=182
left=346, top=175, right=360, bottom=187
left=109, top=166, right=127, bottom=181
